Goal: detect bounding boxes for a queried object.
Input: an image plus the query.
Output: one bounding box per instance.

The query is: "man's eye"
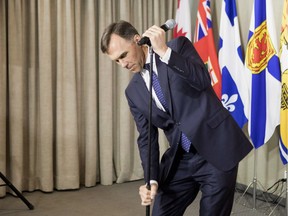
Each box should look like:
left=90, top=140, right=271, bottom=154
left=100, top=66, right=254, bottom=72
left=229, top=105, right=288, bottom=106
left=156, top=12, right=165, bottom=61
left=115, top=52, right=128, bottom=63
left=120, top=52, right=128, bottom=59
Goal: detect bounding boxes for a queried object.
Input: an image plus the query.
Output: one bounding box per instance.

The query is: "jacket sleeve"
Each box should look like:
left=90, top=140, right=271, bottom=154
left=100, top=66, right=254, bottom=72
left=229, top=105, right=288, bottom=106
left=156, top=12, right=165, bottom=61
left=125, top=90, right=160, bottom=183
left=167, top=36, right=212, bottom=91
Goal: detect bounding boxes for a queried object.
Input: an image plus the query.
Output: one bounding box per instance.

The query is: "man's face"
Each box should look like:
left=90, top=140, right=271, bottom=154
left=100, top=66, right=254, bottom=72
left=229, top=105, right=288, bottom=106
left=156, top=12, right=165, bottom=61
left=106, top=34, right=147, bottom=73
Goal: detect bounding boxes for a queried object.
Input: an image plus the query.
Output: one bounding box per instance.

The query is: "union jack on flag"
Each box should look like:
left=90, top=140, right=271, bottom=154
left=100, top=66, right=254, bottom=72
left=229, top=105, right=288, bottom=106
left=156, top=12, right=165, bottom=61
left=194, top=0, right=222, bottom=99
left=194, top=0, right=211, bottom=41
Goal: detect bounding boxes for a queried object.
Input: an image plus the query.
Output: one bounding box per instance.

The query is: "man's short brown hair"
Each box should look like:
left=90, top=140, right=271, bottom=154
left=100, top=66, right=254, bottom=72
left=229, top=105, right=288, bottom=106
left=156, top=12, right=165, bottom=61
left=100, top=20, right=139, bottom=53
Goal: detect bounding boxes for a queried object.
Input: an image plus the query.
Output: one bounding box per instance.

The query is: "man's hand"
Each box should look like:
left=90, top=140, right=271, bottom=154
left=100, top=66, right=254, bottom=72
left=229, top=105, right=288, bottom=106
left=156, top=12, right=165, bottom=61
left=139, top=183, right=158, bottom=206
left=142, top=25, right=168, bottom=58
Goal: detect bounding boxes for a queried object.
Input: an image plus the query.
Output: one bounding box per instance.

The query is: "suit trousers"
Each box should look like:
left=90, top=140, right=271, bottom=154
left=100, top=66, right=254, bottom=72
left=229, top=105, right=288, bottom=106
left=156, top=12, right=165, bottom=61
left=152, top=147, right=238, bottom=216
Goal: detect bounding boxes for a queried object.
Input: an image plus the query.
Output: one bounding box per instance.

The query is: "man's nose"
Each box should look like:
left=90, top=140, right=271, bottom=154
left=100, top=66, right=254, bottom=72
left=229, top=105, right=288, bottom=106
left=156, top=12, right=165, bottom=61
left=119, top=59, right=128, bottom=68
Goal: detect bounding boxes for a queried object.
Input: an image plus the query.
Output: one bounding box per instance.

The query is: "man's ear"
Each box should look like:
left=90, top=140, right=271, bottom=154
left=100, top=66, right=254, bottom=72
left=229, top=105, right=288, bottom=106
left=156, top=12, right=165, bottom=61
left=134, top=34, right=141, bottom=43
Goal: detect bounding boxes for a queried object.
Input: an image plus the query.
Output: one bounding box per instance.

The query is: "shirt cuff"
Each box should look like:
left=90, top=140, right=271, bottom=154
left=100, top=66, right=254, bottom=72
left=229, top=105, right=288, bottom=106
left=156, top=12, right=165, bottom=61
left=160, top=47, right=171, bottom=64
left=150, top=180, right=158, bottom=186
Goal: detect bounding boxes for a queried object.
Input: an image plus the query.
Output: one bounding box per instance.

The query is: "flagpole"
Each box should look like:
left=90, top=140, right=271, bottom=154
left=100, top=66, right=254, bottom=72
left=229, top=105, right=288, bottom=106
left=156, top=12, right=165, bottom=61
left=285, top=163, right=288, bottom=216
left=236, top=148, right=272, bottom=212
left=252, top=149, right=258, bottom=209
left=251, top=149, right=268, bottom=210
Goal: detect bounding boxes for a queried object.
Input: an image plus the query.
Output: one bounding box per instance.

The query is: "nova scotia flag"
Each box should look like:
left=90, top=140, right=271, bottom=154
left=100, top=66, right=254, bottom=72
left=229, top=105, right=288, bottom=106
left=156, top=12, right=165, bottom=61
left=218, top=0, right=249, bottom=128
left=245, top=0, right=281, bottom=148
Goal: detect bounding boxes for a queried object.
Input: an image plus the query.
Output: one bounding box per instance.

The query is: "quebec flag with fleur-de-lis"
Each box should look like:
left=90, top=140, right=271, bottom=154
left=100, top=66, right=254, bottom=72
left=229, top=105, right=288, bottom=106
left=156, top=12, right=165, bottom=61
left=218, top=0, right=249, bottom=128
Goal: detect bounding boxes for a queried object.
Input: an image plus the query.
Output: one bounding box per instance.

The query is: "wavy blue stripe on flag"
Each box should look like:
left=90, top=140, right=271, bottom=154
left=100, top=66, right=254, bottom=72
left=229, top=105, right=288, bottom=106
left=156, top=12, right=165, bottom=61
left=280, top=137, right=288, bottom=164
left=268, top=56, right=281, bottom=81
left=219, top=0, right=249, bottom=128
left=250, top=71, right=266, bottom=148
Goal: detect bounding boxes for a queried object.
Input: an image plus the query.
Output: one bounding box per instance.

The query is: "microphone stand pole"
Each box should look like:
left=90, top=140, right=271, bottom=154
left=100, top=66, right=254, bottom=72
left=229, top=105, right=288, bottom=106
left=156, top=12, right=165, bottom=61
left=146, top=46, right=154, bottom=216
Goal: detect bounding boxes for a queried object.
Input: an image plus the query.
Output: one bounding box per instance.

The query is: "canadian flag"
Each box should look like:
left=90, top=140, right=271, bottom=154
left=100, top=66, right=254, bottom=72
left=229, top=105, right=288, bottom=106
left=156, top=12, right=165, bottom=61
left=173, top=0, right=192, bottom=41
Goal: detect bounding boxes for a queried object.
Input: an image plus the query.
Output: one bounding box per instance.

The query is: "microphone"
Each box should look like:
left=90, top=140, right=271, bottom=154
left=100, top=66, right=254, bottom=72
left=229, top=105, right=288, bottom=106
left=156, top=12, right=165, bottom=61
left=137, top=19, right=176, bottom=46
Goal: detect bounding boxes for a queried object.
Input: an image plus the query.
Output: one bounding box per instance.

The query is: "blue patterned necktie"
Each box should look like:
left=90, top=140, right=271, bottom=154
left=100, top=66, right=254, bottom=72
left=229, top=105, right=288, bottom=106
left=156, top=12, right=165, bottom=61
left=144, top=64, right=169, bottom=111
left=180, top=133, right=191, bottom=152
left=144, top=64, right=191, bottom=152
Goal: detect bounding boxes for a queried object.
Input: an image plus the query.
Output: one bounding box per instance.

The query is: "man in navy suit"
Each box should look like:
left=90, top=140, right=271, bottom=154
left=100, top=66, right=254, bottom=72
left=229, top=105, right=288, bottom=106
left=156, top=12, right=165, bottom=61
left=101, top=20, right=252, bottom=216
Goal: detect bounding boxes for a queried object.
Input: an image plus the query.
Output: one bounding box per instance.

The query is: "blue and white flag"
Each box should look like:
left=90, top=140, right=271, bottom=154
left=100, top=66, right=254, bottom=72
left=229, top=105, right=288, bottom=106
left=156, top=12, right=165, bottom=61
left=245, top=0, right=281, bottom=148
left=219, top=0, right=249, bottom=128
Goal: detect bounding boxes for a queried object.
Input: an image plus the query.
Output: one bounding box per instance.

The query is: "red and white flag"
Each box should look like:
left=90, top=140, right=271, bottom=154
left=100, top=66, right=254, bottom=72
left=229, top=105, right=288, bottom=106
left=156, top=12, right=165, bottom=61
left=173, top=0, right=192, bottom=41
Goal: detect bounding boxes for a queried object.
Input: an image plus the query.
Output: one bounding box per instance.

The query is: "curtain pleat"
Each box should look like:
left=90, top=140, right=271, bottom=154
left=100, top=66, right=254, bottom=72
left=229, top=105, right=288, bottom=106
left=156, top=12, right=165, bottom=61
left=0, top=0, right=7, bottom=197
left=80, top=0, right=98, bottom=188
left=8, top=0, right=26, bottom=192
left=36, top=0, right=54, bottom=192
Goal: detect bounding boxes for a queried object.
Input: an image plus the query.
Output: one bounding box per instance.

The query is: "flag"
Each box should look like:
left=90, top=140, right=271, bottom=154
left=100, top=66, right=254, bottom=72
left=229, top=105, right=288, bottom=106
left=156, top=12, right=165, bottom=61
left=194, top=0, right=222, bottom=99
left=245, top=0, right=281, bottom=148
left=218, top=0, right=249, bottom=128
left=173, top=0, right=192, bottom=40
left=279, top=0, right=288, bottom=164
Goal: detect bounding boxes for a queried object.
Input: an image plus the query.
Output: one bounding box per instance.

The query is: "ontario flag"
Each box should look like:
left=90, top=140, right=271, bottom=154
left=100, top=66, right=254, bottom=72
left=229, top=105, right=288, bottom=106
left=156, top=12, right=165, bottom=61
left=245, top=0, right=281, bottom=149
left=194, top=0, right=221, bottom=99
left=279, top=0, right=288, bottom=164
left=173, top=0, right=192, bottom=41
left=218, top=0, right=249, bottom=128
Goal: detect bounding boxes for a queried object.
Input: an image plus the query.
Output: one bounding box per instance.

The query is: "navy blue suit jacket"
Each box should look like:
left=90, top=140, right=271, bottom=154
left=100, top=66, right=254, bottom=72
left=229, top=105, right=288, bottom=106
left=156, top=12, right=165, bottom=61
left=125, top=36, right=252, bottom=184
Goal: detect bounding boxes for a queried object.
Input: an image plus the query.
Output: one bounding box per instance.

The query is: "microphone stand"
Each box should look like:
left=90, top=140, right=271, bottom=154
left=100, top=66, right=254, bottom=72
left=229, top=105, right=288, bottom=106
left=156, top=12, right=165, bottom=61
left=146, top=46, right=154, bottom=216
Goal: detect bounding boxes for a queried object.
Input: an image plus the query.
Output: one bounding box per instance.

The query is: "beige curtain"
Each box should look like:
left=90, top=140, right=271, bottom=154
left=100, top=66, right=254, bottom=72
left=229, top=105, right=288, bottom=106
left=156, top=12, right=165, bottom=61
left=0, top=0, right=175, bottom=196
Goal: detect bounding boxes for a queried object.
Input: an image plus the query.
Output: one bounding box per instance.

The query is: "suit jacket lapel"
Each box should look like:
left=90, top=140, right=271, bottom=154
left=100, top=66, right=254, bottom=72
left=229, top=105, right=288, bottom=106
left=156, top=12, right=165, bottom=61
left=133, top=73, right=168, bottom=117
